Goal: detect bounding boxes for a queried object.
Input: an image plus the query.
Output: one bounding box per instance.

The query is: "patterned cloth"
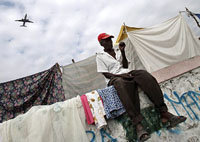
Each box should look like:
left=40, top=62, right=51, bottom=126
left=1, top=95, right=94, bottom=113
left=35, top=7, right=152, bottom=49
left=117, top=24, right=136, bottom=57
left=97, top=86, right=126, bottom=119
left=86, top=90, right=107, bottom=129
left=0, top=63, right=65, bottom=123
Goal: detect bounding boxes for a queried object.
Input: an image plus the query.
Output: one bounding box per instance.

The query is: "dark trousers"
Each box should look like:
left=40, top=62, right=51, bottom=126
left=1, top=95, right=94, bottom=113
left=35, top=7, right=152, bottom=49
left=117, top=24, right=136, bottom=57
left=108, top=70, right=168, bottom=125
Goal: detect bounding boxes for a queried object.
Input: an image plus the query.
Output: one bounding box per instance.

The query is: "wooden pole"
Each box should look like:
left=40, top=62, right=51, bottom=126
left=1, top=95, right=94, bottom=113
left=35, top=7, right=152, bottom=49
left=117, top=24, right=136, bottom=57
left=55, top=63, right=62, bottom=74
left=186, top=7, right=200, bottom=28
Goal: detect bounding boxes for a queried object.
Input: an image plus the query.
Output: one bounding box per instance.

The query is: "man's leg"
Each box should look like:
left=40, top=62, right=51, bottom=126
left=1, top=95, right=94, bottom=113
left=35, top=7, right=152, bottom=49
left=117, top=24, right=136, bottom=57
left=108, top=77, right=143, bottom=125
left=129, top=70, right=186, bottom=128
left=129, top=70, right=167, bottom=113
left=109, top=76, right=150, bottom=141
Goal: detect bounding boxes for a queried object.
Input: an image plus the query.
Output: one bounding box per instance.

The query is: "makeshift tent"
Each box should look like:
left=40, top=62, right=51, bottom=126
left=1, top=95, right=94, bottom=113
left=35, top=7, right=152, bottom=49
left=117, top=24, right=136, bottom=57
left=62, top=13, right=200, bottom=99
left=0, top=63, right=65, bottom=123
left=116, top=14, right=200, bottom=72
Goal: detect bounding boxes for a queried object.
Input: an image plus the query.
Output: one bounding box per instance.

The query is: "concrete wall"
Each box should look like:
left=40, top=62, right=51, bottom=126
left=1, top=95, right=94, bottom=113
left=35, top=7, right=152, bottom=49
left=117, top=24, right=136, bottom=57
left=85, top=56, right=200, bottom=142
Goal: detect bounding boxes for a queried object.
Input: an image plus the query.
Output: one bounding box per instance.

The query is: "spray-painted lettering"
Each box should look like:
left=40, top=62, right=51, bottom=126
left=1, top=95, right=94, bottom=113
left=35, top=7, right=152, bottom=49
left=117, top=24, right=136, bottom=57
left=164, top=87, right=200, bottom=120
left=86, top=128, right=117, bottom=142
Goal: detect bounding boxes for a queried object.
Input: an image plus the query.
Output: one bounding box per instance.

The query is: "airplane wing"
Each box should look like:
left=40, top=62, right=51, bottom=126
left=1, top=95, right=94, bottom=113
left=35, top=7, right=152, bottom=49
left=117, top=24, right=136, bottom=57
left=27, top=20, right=34, bottom=23
left=15, top=19, right=23, bottom=22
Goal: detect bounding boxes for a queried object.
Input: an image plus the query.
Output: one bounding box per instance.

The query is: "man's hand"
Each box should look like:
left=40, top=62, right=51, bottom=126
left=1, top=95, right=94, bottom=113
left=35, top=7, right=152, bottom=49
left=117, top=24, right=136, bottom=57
left=119, top=42, right=126, bottom=51
left=119, top=41, right=128, bottom=68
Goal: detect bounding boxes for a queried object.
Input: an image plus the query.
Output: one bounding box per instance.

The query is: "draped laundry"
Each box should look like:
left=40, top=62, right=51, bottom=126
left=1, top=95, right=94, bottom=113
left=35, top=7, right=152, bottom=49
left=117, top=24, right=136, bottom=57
left=62, top=55, right=106, bottom=99
left=0, top=96, right=89, bottom=142
left=124, top=14, right=200, bottom=72
left=97, top=86, right=126, bottom=119
left=0, top=63, right=65, bottom=123
left=81, top=94, right=94, bottom=125
left=86, top=91, right=107, bottom=129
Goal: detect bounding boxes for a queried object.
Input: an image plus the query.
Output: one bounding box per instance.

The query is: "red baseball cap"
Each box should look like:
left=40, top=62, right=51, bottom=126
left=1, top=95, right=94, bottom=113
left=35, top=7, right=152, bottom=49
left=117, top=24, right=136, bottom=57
left=98, top=33, right=114, bottom=42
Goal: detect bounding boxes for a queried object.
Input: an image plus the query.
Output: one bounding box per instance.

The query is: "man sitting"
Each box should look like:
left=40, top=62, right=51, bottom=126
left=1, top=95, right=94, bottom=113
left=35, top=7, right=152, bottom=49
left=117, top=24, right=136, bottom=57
left=96, top=33, right=187, bottom=142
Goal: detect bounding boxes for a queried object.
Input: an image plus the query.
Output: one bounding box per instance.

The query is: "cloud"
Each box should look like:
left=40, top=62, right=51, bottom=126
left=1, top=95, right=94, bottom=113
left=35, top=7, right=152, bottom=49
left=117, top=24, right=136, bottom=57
left=0, top=0, right=200, bottom=83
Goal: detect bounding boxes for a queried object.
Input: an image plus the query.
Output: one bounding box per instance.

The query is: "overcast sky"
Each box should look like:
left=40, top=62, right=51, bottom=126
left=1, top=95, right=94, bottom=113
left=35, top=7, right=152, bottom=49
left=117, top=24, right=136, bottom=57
left=0, top=0, right=200, bottom=83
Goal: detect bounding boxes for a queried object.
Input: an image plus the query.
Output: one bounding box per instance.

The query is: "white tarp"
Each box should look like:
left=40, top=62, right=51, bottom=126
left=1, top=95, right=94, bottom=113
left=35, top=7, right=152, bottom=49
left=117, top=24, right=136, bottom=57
left=126, top=14, right=200, bottom=72
left=62, top=55, right=106, bottom=99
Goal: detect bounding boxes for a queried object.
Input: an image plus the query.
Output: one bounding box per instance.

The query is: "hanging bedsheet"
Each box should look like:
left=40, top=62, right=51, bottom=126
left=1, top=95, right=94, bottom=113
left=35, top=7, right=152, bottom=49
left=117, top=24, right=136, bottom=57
left=0, top=96, right=89, bottom=142
left=62, top=55, right=106, bottom=99
left=0, top=63, right=65, bottom=123
left=126, top=14, right=200, bottom=72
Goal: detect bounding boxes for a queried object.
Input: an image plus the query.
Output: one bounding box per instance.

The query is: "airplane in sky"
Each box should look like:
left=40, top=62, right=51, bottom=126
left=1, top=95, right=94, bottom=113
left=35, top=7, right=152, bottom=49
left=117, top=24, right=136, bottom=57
left=15, top=14, right=33, bottom=27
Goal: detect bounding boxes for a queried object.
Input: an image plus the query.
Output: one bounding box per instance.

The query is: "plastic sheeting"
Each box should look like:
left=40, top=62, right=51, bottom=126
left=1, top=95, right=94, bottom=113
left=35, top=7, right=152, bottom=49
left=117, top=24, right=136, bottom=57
left=126, top=14, right=200, bottom=72
left=62, top=55, right=106, bottom=99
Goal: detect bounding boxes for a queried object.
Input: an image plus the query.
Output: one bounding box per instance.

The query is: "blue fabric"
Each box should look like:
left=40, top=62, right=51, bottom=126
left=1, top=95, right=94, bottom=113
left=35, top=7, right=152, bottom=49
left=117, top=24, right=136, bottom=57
left=195, top=14, right=200, bottom=19
left=97, top=86, right=125, bottom=119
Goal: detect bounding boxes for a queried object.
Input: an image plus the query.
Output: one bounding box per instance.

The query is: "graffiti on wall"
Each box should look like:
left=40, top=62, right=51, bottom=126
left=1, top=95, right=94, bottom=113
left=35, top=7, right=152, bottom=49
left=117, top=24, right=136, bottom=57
left=164, top=87, right=200, bottom=120
left=86, top=128, right=117, bottom=142
left=86, top=87, right=200, bottom=142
